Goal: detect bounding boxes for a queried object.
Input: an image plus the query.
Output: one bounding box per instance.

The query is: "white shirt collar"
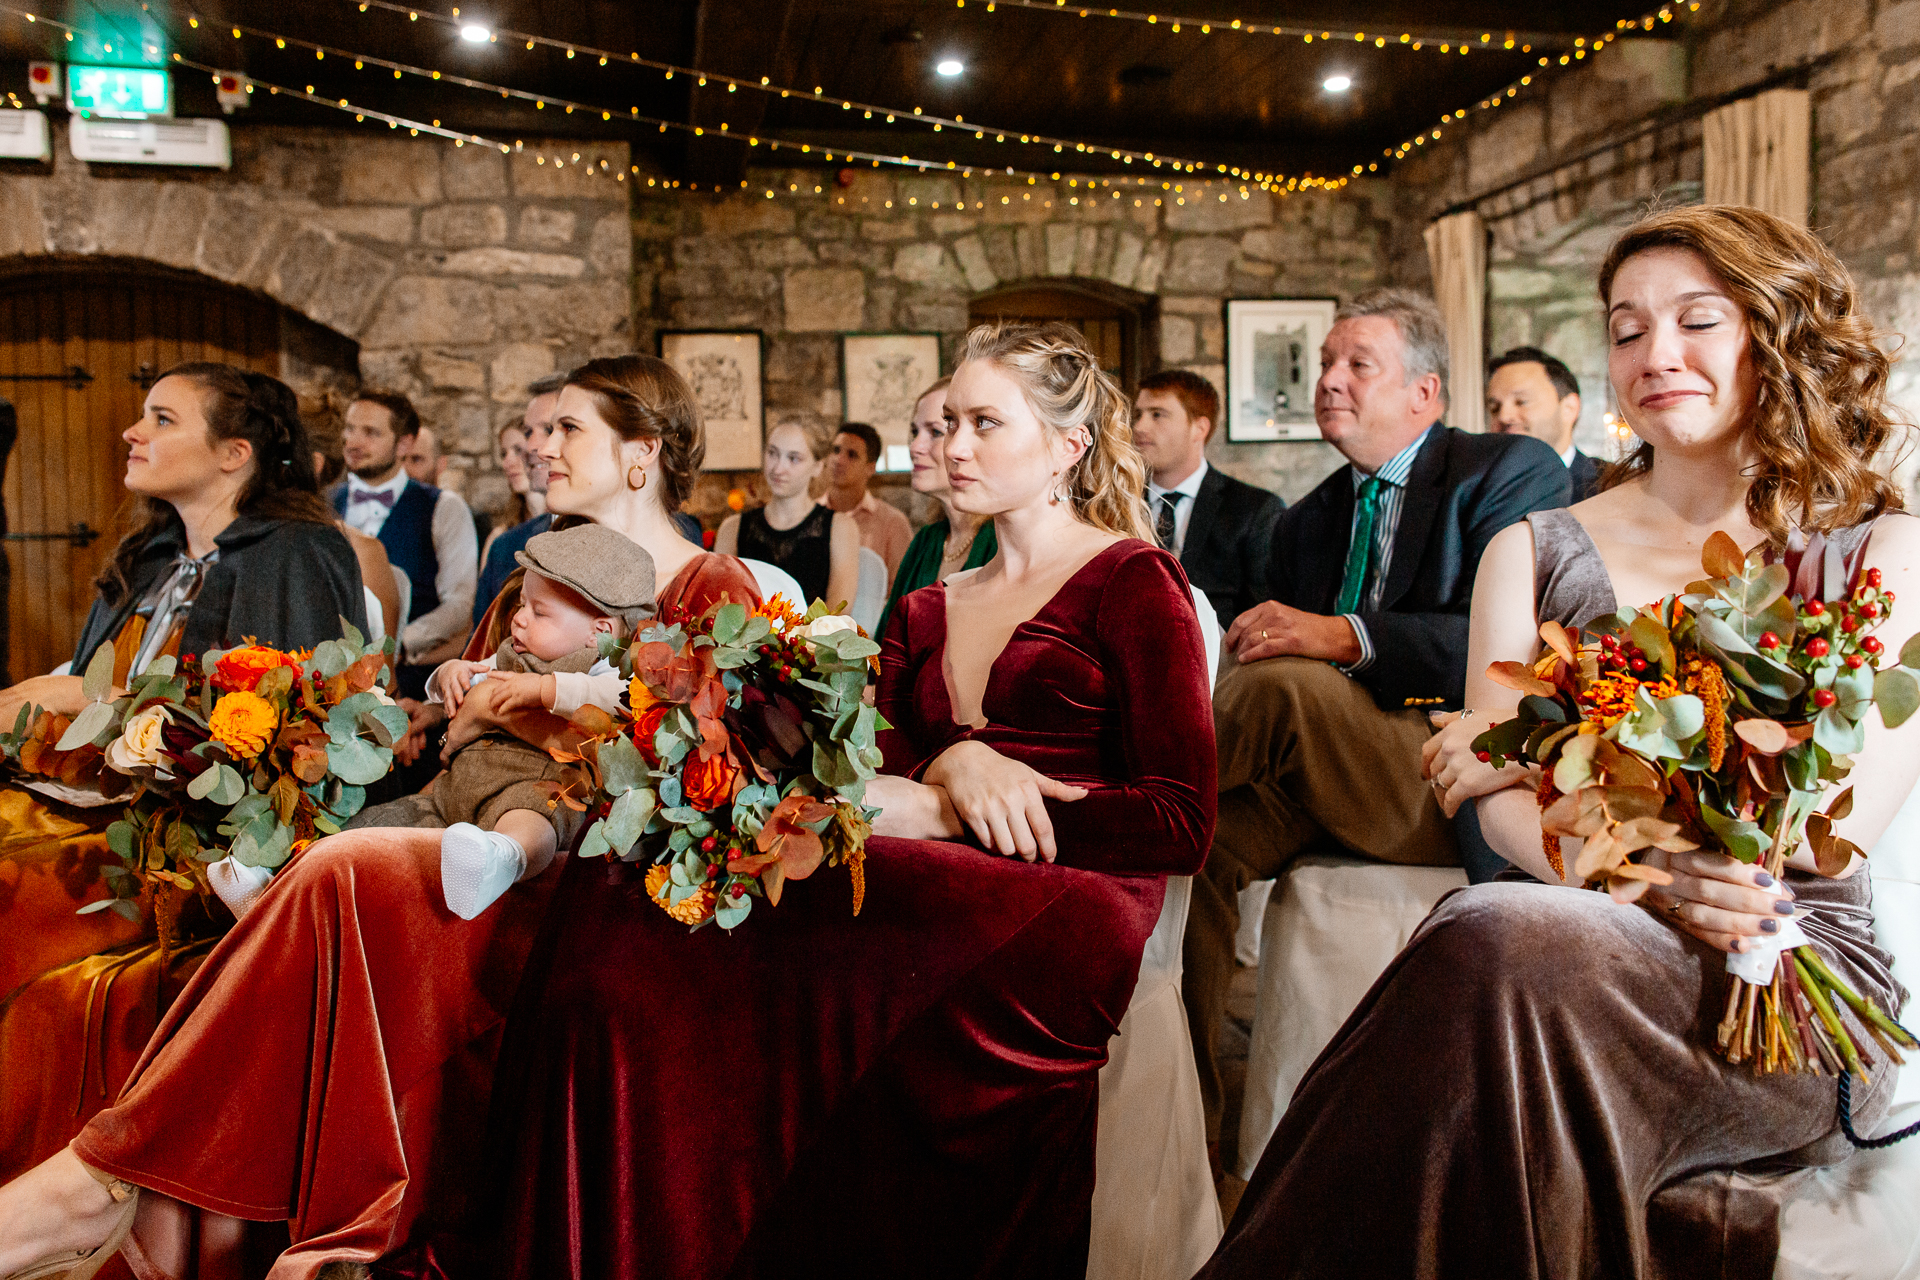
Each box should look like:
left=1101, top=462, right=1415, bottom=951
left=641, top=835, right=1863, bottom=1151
left=1149, top=458, right=1209, bottom=501
left=1560, top=443, right=1579, bottom=468
left=1353, top=425, right=1433, bottom=491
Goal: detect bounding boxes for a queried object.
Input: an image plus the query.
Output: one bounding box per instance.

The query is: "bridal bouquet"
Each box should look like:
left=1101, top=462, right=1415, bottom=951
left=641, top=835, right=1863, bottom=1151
left=560, top=594, right=884, bottom=932
left=1473, top=533, right=1919, bottom=1078
left=1, top=626, right=405, bottom=949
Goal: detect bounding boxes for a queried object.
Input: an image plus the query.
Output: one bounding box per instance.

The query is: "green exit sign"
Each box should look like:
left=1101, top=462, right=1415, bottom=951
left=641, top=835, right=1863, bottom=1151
left=66, top=66, right=172, bottom=120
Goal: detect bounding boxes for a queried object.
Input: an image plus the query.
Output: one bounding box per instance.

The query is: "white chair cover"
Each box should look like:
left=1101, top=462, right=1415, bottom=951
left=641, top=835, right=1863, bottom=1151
left=362, top=585, right=387, bottom=646
left=1088, top=586, right=1223, bottom=1279
left=389, top=564, right=412, bottom=634
left=851, top=547, right=888, bottom=634
left=737, top=557, right=806, bottom=610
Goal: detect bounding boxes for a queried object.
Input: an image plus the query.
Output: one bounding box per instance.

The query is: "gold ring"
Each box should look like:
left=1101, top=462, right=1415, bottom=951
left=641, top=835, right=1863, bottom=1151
left=1665, top=900, right=1686, bottom=921
left=1260, top=629, right=1269, bottom=642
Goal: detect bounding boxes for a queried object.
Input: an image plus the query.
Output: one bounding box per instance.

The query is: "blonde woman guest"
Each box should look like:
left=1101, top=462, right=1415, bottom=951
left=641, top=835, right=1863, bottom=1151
left=715, top=420, right=860, bottom=608
left=874, top=377, right=998, bottom=640
left=1198, top=207, right=1920, bottom=1279
left=481, top=323, right=1215, bottom=1279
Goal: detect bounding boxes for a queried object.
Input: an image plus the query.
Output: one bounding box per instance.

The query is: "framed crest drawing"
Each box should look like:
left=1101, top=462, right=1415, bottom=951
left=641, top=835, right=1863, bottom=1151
left=841, top=333, right=941, bottom=471
left=658, top=330, right=764, bottom=471
left=1224, top=299, right=1337, bottom=442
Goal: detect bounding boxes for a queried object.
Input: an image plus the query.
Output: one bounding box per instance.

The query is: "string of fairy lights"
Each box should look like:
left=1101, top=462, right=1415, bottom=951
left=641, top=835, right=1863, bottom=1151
left=3, top=0, right=1708, bottom=198
left=1365, top=1, right=1704, bottom=175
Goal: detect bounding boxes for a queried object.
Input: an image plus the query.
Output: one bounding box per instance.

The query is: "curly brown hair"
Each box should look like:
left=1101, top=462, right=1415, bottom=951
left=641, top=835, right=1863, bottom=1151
left=1596, top=205, right=1907, bottom=545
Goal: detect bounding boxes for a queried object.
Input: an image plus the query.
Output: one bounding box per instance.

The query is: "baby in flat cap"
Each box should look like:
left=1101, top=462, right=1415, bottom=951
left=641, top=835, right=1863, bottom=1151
left=419, top=523, right=657, bottom=919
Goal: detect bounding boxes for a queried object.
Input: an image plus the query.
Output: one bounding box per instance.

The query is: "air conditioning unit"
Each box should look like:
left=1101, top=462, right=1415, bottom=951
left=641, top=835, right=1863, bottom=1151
left=69, top=117, right=229, bottom=169
left=0, top=111, right=52, bottom=161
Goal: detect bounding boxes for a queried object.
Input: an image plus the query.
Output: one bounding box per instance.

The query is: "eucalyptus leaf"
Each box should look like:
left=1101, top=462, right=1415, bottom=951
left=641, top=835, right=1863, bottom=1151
left=712, top=602, right=747, bottom=646
left=340, top=615, right=366, bottom=649
left=56, top=700, right=117, bottom=752
left=715, top=894, right=752, bottom=929
left=1518, top=694, right=1568, bottom=723
left=76, top=898, right=122, bottom=915
left=1699, top=804, right=1768, bottom=863
left=359, top=704, right=410, bottom=749
left=326, top=735, right=391, bottom=785
left=660, top=805, right=703, bottom=824
left=187, top=765, right=223, bottom=800
left=711, top=647, right=754, bottom=670
left=577, top=820, right=612, bottom=860
left=209, top=763, right=247, bottom=807
left=232, top=818, right=294, bottom=869
left=109, top=898, right=142, bottom=922
left=1901, top=630, right=1920, bottom=670
left=106, top=820, right=134, bottom=859
left=599, top=734, right=648, bottom=797
left=1813, top=704, right=1867, bottom=756
left=738, top=616, right=771, bottom=646
left=309, top=639, right=355, bottom=679
left=80, top=642, right=116, bottom=703
left=605, top=787, right=657, bottom=854
left=1875, top=667, right=1920, bottom=728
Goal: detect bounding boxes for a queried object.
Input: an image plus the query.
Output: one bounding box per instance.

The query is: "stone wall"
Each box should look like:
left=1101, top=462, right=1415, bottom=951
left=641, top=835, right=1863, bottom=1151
left=632, top=168, right=1398, bottom=518
left=1386, top=1, right=1920, bottom=494
left=0, top=124, right=632, bottom=516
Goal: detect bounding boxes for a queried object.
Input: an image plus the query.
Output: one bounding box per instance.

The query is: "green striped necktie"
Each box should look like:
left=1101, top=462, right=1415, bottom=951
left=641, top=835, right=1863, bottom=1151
left=1335, top=476, right=1385, bottom=616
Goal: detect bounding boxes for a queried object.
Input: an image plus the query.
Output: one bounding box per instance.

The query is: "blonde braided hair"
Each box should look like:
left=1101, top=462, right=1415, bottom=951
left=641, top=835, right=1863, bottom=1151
left=956, top=321, right=1155, bottom=543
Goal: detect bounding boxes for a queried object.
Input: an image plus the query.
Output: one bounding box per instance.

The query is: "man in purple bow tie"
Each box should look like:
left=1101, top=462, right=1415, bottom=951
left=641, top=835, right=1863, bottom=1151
left=335, top=390, right=478, bottom=698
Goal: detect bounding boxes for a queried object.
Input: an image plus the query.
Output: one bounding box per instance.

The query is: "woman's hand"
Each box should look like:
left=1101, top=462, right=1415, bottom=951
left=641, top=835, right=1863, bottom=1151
left=922, top=740, right=1088, bottom=862
left=434, top=661, right=484, bottom=715
left=1420, top=710, right=1534, bottom=817
left=1639, top=848, right=1797, bottom=954
left=0, top=675, right=91, bottom=730
left=393, top=697, right=445, bottom=766
left=866, top=774, right=963, bottom=841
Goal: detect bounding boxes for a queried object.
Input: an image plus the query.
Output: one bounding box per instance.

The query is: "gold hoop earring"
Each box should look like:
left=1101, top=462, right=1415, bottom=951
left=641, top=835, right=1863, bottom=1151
left=626, top=465, right=648, bottom=492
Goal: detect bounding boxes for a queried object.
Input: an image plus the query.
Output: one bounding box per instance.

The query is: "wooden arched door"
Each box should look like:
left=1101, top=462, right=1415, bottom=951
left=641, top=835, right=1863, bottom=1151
left=969, top=280, right=1155, bottom=392
left=0, top=265, right=281, bottom=683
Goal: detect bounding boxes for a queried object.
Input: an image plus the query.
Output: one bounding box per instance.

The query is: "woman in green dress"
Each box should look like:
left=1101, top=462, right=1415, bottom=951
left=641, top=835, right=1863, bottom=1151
left=876, top=377, right=997, bottom=639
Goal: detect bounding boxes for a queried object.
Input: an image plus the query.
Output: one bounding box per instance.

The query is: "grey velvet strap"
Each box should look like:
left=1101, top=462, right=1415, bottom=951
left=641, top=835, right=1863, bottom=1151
left=1526, top=509, right=1618, bottom=633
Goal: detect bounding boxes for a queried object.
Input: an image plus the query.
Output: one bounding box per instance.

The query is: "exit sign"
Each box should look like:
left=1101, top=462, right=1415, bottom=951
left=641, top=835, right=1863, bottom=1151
left=66, top=66, right=172, bottom=120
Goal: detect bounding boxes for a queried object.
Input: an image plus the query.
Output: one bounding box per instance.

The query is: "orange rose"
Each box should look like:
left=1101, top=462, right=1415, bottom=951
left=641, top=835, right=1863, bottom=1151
left=682, top=750, right=742, bottom=811
left=645, top=863, right=715, bottom=926
left=209, top=690, right=278, bottom=760
left=631, top=701, right=674, bottom=766
left=212, top=644, right=301, bottom=693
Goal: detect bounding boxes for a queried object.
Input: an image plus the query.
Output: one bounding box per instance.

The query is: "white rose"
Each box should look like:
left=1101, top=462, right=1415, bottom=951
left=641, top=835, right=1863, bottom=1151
left=107, top=704, right=172, bottom=773
left=369, top=686, right=398, bottom=707
left=801, top=614, right=859, bottom=640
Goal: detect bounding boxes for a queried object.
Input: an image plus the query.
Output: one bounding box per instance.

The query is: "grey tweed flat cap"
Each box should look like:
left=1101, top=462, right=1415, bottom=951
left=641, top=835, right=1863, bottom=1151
left=516, top=524, right=657, bottom=623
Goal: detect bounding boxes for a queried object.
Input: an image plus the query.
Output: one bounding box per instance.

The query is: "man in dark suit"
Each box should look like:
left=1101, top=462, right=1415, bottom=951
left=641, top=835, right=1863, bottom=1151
left=1182, top=289, right=1571, bottom=1171
left=1487, top=345, right=1603, bottom=500
left=1133, top=370, right=1283, bottom=630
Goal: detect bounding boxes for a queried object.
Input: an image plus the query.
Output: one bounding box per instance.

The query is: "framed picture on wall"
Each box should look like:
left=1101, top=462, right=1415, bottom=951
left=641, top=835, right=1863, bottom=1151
left=1224, top=298, right=1338, bottom=442
left=841, top=332, right=941, bottom=471
left=658, top=329, right=764, bottom=470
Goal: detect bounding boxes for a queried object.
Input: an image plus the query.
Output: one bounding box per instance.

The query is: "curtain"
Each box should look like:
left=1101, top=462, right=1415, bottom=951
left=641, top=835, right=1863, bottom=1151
left=1702, top=88, right=1810, bottom=226
left=1423, top=210, right=1487, bottom=434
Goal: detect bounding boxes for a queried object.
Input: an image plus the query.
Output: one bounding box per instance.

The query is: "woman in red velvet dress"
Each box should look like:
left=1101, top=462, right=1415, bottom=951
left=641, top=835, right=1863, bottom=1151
left=0, top=357, right=757, bottom=1280
left=482, top=322, right=1215, bottom=1279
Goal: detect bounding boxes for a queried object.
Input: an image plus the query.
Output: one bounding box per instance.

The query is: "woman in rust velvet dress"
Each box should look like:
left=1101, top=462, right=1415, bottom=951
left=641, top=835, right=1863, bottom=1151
left=482, top=322, right=1214, bottom=1279
left=1199, top=209, right=1916, bottom=1278
left=0, top=357, right=755, bottom=1280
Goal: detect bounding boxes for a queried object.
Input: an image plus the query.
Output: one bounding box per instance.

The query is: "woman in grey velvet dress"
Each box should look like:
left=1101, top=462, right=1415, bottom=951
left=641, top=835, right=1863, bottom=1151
left=1198, top=206, right=1920, bottom=1279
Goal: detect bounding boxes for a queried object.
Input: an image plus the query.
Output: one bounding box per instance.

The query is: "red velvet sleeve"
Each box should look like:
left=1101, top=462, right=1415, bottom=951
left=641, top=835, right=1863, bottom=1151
left=662, top=553, right=762, bottom=618
left=875, top=589, right=936, bottom=778
left=1045, top=549, right=1216, bottom=876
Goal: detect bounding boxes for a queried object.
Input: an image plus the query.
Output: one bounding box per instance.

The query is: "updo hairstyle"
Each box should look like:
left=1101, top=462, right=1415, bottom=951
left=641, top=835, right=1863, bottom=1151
left=955, top=321, right=1154, bottom=542
left=563, top=355, right=705, bottom=508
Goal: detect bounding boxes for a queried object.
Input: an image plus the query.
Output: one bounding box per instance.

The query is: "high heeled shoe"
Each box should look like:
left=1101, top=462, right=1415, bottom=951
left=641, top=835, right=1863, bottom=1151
left=3, top=1176, right=138, bottom=1280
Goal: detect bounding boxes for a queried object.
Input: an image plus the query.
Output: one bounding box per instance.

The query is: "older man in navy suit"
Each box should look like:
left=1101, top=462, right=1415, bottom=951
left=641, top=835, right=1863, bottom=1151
left=1182, top=289, right=1572, bottom=1172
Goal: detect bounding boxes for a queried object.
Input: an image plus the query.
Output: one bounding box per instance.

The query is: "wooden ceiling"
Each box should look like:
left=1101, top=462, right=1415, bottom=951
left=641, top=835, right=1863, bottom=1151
left=0, top=1, right=1669, bottom=183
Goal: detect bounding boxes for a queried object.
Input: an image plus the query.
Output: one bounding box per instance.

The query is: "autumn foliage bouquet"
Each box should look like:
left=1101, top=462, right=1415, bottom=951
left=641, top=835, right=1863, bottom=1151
left=1, top=624, right=405, bottom=948
left=562, top=595, right=885, bottom=932
left=1473, top=533, right=1919, bottom=1080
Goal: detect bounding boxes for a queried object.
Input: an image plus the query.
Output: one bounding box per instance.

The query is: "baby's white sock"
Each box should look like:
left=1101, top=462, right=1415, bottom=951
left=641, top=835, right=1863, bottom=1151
left=440, top=823, right=528, bottom=920
left=206, top=856, right=275, bottom=920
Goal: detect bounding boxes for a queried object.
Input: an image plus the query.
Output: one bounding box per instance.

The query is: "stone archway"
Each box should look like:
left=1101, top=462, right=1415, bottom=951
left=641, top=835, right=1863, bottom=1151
left=969, top=277, right=1157, bottom=390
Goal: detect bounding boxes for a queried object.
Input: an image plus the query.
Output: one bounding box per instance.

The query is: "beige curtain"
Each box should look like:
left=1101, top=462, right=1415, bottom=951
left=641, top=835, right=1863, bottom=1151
left=1702, top=88, right=1810, bottom=225
left=1423, top=210, right=1487, bottom=434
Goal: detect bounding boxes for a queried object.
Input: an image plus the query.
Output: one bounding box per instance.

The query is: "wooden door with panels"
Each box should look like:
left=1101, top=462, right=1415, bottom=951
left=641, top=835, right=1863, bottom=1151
left=0, top=265, right=280, bottom=683
left=968, top=281, right=1154, bottom=393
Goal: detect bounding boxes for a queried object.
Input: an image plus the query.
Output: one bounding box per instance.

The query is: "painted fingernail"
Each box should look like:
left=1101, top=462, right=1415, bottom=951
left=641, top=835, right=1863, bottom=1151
left=1754, top=871, right=1775, bottom=888
left=1776, top=899, right=1797, bottom=915
left=1760, top=919, right=1780, bottom=933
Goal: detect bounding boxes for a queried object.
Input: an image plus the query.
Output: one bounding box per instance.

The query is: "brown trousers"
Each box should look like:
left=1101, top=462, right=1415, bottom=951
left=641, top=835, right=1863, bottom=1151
left=1183, top=655, right=1457, bottom=1143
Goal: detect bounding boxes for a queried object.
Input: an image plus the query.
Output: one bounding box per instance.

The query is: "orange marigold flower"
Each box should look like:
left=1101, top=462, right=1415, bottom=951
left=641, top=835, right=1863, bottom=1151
left=211, top=643, right=302, bottom=693
left=1579, top=673, right=1680, bottom=729
left=209, top=690, right=278, bottom=760
left=645, top=863, right=715, bottom=925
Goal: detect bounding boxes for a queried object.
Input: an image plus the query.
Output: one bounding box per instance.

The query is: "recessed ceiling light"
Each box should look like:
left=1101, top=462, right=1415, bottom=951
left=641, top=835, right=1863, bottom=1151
left=459, top=23, right=492, bottom=42
left=936, top=59, right=964, bottom=77
left=1323, top=74, right=1352, bottom=92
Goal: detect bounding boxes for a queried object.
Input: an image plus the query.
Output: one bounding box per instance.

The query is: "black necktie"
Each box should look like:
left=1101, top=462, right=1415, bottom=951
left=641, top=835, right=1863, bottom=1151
left=1154, top=492, right=1182, bottom=550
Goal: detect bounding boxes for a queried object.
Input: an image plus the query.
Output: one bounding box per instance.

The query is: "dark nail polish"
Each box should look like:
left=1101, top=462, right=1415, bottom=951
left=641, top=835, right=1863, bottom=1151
left=1754, top=871, right=1775, bottom=888
left=1760, top=919, right=1780, bottom=933
left=1776, top=899, right=1797, bottom=915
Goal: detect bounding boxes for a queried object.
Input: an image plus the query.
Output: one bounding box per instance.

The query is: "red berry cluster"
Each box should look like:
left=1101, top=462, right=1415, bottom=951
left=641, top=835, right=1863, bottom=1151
left=1761, top=569, right=1894, bottom=703
left=1597, top=632, right=1652, bottom=675
left=756, top=632, right=815, bottom=683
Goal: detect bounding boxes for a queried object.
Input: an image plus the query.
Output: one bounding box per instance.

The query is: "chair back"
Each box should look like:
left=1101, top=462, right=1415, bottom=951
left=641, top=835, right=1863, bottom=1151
left=362, top=586, right=387, bottom=645
left=1188, top=586, right=1221, bottom=686
left=738, top=558, right=806, bottom=610
left=852, top=547, right=888, bottom=634
left=389, top=565, right=412, bottom=635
